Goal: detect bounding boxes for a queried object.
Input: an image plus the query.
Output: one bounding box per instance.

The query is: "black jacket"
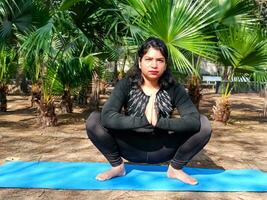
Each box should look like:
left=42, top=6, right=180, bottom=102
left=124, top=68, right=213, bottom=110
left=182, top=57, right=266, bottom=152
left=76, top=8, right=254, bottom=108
left=101, top=77, right=200, bottom=134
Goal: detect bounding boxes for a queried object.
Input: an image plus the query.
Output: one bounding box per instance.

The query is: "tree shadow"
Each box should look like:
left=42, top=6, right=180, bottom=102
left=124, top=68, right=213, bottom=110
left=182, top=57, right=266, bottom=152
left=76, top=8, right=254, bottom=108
left=1, top=107, right=36, bottom=116
left=0, top=118, right=36, bottom=130
left=125, top=149, right=224, bottom=173
left=232, top=102, right=262, bottom=111
left=188, top=149, right=225, bottom=170
left=56, top=112, right=88, bottom=126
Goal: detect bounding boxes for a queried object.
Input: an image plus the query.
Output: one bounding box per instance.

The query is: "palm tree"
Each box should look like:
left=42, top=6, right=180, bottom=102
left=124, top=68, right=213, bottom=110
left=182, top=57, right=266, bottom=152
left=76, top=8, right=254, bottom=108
left=186, top=55, right=203, bottom=109
left=0, top=0, right=33, bottom=45
left=60, top=0, right=139, bottom=110
left=19, top=0, right=105, bottom=125
left=212, top=25, right=267, bottom=122
left=60, top=0, right=267, bottom=122
left=19, top=21, right=57, bottom=125
left=118, top=0, right=219, bottom=73
left=0, top=0, right=35, bottom=111
left=45, top=53, right=96, bottom=113
left=118, top=0, right=262, bottom=111
left=18, top=3, right=85, bottom=126
left=61, top=0, right=218, bottom=77
left=211, top=0, right=258, bottom=26
left=83, top=0, right=217, bottom=110
left=187, top=0, right=259, bottom=109
left=0, top=47, right=17, bottom=111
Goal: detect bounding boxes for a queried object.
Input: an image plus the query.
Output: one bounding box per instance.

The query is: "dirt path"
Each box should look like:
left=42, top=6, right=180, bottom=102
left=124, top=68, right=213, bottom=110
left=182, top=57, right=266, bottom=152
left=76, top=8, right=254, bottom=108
left=0, top=92, right=267, bottom=200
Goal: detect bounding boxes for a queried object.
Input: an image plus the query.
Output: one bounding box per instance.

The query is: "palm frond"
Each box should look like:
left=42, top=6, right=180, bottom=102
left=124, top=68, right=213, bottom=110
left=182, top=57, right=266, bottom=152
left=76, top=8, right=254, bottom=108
left=212, top=0, right=258, bottom=27
left=60, top=0, right=88, bottom=11
left=124, top=0, right=218, bottom=73
left=168, top=44, right=194, bottom=74
left=0, top=0, right=33, bottom=41
left=19, top=18, right=54, bottom=58
left=44, top=64, right=64, bottom=96
left=217, top=24, right=267, bottom=95
left=252, top=71, right=267, bottom=82
left=124, top=0, right=147, bottom=16
left=0, top=46, right=17, bottom=82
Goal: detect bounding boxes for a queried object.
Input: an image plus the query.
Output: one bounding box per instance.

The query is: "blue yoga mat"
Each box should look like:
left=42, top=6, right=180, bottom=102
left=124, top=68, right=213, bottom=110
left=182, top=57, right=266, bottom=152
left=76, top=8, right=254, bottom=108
left=0, top=161, right=267, bottom=192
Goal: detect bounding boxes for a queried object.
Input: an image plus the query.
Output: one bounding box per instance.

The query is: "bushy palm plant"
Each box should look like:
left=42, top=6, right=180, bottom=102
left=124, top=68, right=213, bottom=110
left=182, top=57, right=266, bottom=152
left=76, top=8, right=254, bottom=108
left=211, top=0, right=258, bottom=27
left=87, top=0, right=218, bottom=109
left=0, top=47, right=16, bottom=111
left=188, top=0, right=259, bottom=109
left=19, top=15, right=55, bottom=124
left=0, top=0, right=33, bottom=45
left=0, top=0, right=35, bottom=111
left=61, top=0, right=136, bottom=83
left=45, top=53, right=96, bottom=113
left=61, top=0, right=264, bottom=112
left=212, top=25, right=267, bottom=122
left=60, top=0, right=140, bottom=111
left=119, top=0, right=219, bottom=73
left=42, top=0, right=267, bottom=124
left=18, top=3, right=89, bottom=125
left=122, top=0, right=262, bottom=110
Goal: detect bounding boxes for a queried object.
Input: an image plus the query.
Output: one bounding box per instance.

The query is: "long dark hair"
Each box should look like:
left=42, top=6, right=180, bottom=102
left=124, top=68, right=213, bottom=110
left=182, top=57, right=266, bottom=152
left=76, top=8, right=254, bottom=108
left=127, top=37, right=176, bottom=89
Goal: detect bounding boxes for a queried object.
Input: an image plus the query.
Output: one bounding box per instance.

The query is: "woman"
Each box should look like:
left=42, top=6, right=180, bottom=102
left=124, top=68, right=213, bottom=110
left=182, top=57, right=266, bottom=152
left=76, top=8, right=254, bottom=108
left=86, top=37, right=212, bottom=185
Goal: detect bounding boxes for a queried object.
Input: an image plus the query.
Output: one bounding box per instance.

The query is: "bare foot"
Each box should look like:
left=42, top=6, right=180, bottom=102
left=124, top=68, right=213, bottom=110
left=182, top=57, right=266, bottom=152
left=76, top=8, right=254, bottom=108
left=167, top=165, right=198, bottom=185
left=96, top=163, right=126, bottom=181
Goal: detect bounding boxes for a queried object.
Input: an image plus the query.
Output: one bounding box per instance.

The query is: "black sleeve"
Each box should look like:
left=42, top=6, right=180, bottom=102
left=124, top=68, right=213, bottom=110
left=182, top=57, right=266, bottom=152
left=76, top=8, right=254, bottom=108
left=101, top=78, right=150, bottom=130
left=155, top=84, right=200, bottom=133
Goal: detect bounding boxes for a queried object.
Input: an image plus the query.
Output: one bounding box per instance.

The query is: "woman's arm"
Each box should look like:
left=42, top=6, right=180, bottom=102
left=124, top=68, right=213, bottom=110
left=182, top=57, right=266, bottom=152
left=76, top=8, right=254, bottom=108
left=155, top=84, right=200, bottom=133
left=101, top=78, right=150, bottom=130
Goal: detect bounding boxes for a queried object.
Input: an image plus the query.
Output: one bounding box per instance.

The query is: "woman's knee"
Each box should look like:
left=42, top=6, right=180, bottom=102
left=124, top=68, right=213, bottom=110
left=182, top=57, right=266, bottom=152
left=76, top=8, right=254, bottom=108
left=85, top=111, right=101, bottom=136
left=199, top=114, right=212, bottom=139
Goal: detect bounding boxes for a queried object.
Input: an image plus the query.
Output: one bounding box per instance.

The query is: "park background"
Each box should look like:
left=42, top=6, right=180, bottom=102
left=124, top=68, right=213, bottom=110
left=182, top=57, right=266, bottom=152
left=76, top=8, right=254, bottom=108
left=1, top=0, right=267, bottom=199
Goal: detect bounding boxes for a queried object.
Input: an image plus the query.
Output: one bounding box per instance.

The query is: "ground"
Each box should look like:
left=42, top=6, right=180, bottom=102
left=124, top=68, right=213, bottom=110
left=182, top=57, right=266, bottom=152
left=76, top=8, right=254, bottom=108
left=0, top=91, right=267, bottom=200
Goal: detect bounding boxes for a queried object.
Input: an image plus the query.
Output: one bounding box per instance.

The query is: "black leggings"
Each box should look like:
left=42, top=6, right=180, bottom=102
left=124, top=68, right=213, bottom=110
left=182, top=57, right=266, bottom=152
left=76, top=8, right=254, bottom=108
left=86, top=112, right=212, bottom=169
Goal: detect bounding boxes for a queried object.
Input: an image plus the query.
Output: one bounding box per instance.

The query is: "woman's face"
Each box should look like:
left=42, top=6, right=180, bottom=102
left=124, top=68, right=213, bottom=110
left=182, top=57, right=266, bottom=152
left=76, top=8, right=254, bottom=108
left=139, top=47, right=166, bottom=83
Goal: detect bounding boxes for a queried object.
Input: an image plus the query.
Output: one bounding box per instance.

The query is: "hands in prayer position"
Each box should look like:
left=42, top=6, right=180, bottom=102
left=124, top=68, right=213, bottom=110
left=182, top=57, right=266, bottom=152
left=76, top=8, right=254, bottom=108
left=144, top=91, right=158, bottom=126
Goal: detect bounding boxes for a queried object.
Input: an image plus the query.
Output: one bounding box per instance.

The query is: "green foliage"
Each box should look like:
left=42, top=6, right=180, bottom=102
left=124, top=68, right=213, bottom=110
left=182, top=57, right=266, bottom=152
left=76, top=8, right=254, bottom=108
left=60, top=0, right=87, bottom=11
left=1, top=0, right=266, bottom=104
left=0, top=46, right=17, bottom=83
left=19, top=18, right=54, bottom=83
left=0, top=0, right=33, bottom=45
left=217, top=25, right=267, bottom=95
left=211, top=0, right=258, bottom=27
left=218, top=26, right=267, bottom=74
left=0, top=0, right=36, bottom=95
left=18, top=6, right=95, bottom=100
left=118, top=0, right=219, bottom=74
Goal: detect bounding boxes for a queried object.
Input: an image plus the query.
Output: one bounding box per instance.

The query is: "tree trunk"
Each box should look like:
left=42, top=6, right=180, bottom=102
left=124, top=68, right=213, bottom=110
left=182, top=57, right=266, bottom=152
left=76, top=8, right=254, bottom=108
left=88, top=72, right=100, bottom=110
left=112, top=60, right=118, bottom=85
left=187, top=75, right=202, bottom=110
left=31, top=83, right=41, bottom=107
left=118, top=55, right=127, bottom=80
left=77, top=86, right=88, bottom=105
left=0, top=83, right=8, bottom=112
left=60, top=90, right=73, bottom=113
left=212, top=96, right=231, bottom=123
left=36, top=99, right=57, bottom=127
left=20, top=75, right=29, bottom=95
